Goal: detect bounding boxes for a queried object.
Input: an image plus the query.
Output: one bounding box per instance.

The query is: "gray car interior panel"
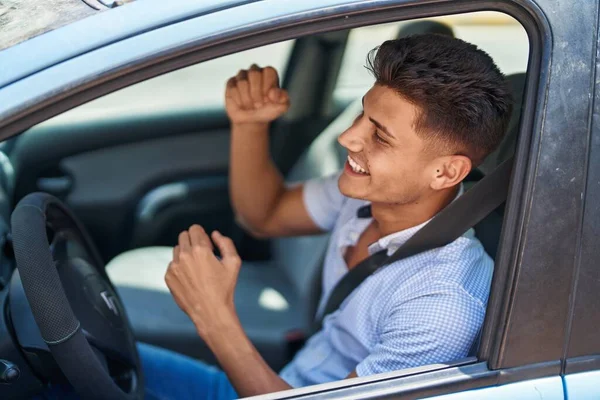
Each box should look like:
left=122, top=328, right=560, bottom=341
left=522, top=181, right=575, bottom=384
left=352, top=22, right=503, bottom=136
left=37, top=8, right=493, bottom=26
left=61, top=132, right=230, bottom=261
left=12, top=108, right=229, bottom=197
left=10, top=108, right=232, bottom=261
left=60, top=132, right=229, bottom=205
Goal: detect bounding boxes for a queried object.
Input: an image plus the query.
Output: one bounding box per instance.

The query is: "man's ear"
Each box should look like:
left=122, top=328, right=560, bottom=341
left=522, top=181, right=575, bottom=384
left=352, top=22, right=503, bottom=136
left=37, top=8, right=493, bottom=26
left=429, top=155, right=472, bottom=191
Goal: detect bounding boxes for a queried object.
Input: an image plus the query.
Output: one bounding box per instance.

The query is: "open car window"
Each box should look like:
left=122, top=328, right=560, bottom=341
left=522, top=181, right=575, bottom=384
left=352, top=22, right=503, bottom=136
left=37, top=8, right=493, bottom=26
left=43, top=40, right=295, bottom=122
left=334, top=11, right=529, bottom=104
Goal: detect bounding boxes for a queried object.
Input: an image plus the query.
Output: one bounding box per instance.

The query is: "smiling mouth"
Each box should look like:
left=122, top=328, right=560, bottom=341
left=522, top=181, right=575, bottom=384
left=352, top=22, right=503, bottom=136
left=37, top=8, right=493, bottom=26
left=347, top=155, right=370, bottom=175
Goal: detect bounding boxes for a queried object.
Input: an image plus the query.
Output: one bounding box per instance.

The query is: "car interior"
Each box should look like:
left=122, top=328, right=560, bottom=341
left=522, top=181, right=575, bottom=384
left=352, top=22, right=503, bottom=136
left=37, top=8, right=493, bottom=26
left=0, top=11, right=530, bottom=396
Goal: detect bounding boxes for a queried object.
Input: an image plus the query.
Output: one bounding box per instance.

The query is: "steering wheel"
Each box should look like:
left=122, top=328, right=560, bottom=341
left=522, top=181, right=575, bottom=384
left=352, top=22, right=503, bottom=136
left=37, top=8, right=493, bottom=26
left=9, top=193, right=143, bottom=399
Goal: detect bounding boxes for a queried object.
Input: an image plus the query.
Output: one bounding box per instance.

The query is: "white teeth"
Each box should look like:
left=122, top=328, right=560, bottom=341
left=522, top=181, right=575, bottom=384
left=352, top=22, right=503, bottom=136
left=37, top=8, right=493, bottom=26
left=347, top=156, right=368, bottom=174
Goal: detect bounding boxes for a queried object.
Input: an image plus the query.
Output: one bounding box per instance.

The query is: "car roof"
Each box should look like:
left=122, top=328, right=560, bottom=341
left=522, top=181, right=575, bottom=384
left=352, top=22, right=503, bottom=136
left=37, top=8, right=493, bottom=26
left=0, top=0, right=259, bottom=89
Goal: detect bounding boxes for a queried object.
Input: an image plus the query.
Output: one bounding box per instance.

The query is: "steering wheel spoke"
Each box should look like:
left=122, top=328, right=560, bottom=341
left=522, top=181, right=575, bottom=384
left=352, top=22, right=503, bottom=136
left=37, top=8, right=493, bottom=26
left=83, top=328, right=136, bottom=369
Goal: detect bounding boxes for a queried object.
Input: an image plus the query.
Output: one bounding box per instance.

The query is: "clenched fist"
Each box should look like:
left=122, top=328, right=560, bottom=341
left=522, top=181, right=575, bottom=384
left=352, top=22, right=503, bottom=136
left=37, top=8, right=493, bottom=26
left=165, top=225, right=242, bottom=337
left=225, top=65, right=290, bottom=124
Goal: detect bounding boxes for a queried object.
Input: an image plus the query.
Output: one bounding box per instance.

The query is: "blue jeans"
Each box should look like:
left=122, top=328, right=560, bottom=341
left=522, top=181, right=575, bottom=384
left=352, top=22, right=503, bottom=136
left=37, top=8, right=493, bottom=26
left=38, top=343, right=238, bottom=400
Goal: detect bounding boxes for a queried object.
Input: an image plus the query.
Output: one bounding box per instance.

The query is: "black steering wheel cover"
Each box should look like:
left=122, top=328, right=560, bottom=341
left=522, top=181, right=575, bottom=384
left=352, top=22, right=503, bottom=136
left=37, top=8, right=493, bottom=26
left=11, top=195, right=79, bottom=344
left=11, top=193, right=142, bottom=400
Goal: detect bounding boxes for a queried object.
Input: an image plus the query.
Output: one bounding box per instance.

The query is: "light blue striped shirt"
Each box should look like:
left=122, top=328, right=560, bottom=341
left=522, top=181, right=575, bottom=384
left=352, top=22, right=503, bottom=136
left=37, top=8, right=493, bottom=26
left=279, top=172, right=494, bottom=387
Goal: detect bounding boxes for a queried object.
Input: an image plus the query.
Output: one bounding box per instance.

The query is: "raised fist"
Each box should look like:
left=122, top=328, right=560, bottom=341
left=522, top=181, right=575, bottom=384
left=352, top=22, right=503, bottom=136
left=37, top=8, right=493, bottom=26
left=225, top=65, right=290, bottom=125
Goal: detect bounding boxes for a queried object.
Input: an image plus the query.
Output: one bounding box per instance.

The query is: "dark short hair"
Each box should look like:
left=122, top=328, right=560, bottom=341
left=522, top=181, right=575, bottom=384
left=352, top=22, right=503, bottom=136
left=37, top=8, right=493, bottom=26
left=366, top=34, right=513, bottom=165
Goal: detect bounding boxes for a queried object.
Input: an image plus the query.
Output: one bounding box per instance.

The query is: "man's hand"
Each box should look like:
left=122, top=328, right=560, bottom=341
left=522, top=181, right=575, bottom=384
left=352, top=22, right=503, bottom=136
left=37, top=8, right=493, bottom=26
left=165, top=225, right=241, bottom=338
left=225, top=65, right=290, bottom=125
left=164, top=226, right=358, bottom=397
left=164, top=225, right=292, bottom=397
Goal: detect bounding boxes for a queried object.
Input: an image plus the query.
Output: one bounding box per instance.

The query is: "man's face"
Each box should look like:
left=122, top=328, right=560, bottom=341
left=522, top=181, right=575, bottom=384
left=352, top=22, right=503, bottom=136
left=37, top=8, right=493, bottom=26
left=337, top=84, right=441, bottom=205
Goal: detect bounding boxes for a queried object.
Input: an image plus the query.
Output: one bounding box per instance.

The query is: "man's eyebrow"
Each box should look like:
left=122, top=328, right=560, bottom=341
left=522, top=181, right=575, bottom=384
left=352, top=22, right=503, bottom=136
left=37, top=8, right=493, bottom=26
left=369, top=117, right=395, bottom=140
left=362, top=94, right=395, bottom=139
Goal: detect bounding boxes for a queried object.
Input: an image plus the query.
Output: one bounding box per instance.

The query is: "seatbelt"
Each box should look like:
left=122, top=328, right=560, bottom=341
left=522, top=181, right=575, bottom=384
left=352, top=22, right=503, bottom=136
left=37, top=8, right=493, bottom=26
left=312, top=157, right=513, bottom=333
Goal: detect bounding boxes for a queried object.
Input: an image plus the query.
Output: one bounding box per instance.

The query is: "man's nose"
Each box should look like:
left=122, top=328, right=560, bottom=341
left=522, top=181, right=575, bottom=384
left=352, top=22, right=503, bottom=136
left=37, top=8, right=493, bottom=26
left=338, top=126, right=364, bottom=153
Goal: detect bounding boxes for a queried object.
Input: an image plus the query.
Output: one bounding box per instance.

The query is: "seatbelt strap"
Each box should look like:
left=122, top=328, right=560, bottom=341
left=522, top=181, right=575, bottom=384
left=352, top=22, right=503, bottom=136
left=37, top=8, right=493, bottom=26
left=312, top=157, right=513, bottom=333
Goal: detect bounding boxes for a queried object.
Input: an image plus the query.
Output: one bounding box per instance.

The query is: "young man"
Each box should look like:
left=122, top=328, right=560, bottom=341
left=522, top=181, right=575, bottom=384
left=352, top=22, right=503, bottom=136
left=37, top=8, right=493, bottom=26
left=41, top=34, right=511, bottom=400
left=159, top=33, right=512, bottom=399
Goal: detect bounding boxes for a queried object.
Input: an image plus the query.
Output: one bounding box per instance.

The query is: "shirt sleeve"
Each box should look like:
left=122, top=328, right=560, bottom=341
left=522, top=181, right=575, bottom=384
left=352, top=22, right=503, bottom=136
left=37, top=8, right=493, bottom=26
left=301, top=172, right=346, bottom=231
left=355, top=283, right=485, bottom=377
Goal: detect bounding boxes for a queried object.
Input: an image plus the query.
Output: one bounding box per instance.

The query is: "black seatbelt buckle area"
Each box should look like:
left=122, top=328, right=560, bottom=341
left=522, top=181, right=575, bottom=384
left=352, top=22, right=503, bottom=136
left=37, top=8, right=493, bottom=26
left=285, top=330, right=307, bottom=360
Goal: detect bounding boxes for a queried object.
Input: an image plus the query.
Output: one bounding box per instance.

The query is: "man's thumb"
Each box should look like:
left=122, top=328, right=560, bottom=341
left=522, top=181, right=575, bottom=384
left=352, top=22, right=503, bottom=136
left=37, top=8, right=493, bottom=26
left=267, top=87, right=285, bottom=103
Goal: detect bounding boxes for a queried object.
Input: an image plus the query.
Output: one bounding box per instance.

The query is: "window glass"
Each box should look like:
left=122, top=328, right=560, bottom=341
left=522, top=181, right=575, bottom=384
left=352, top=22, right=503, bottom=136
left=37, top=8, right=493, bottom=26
left=334, top=12, right=529, bottom=104
left=61, top=41, right=294, bottom=120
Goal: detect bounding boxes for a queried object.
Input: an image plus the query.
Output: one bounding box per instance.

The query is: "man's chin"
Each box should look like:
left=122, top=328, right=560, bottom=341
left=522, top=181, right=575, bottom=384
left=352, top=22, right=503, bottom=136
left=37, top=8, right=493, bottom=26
left=338, top=174, right=368, bottom=200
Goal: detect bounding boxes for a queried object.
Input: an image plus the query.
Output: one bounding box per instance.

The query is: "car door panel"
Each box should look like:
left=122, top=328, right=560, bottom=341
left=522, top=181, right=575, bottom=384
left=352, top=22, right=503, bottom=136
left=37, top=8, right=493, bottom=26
left=61, top=131, right=231, bottom=261
left=61, top=130, right=229, bottom=206
left=11, top=108, right=234, bottom=262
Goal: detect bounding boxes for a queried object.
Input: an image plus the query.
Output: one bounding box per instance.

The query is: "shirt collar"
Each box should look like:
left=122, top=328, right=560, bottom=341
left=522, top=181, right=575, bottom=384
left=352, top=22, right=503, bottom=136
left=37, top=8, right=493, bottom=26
left=367, top=184, right=465, bottom=256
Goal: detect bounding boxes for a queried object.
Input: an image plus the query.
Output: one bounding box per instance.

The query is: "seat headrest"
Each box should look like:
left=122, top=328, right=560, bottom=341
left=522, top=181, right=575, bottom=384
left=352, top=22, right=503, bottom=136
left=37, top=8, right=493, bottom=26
left=477, top=72, right=526, bottom=175
left=397, top=21, right=455, bottom=39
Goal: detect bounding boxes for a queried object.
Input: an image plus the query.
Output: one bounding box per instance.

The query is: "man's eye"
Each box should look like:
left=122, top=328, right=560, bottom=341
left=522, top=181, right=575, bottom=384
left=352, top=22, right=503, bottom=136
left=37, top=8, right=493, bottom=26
left=373, top=131, right=387, bottom=144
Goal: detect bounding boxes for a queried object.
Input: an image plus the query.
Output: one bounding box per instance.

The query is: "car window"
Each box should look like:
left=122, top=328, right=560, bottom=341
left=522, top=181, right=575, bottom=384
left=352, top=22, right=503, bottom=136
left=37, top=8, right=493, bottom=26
left=58, top=40, right=294, bottom=120
left=334, top=11, right=529, bottom=104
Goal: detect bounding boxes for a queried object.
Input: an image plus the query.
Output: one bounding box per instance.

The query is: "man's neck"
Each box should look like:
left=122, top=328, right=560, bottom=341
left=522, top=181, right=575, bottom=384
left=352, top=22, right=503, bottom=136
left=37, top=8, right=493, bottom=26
left=370, top=186, right=459, bottom=238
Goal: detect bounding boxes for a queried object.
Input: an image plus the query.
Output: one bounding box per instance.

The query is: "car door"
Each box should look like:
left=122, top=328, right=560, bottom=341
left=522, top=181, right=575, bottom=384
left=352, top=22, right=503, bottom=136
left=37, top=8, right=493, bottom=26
left=0, top=0, right=594, bottom=399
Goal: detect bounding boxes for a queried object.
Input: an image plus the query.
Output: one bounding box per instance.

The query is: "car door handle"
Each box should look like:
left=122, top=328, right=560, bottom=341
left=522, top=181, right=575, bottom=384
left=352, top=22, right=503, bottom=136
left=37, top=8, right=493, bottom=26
left=36, top=176, right=73, bottom=196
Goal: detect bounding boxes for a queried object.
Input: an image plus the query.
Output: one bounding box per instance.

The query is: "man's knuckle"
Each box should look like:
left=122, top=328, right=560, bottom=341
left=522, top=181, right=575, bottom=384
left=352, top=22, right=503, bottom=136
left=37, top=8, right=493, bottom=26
left=228, top=257, right=242, bottom=269
left=192, top=244, right=207, bottom=255
left=189, top=224, right=204, bottom=233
